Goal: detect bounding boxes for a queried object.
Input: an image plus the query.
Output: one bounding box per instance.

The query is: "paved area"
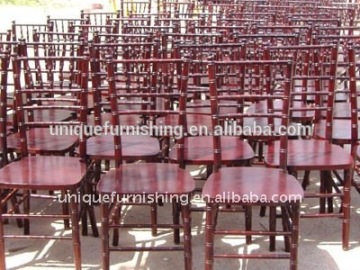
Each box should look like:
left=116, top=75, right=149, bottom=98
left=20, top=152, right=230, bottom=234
left=1, top=3, right=360, bottom=270
left=0, top=1, right=110, bottom=32
left=1, top=169, right=360, bottom=270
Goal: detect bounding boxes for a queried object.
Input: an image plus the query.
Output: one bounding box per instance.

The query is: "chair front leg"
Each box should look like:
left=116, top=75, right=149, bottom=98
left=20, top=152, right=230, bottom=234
left=100, top=198, right=110, bottom=270
left=181, top=197, right=192, bottom=270
left=205, top=201, right=215, bottom=270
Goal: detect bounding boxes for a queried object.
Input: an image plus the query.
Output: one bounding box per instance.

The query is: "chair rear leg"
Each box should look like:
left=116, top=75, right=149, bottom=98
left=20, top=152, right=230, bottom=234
left=69, top=188, right=81, bottom=270
left=101, top=200, right=110, bottom=270
left=269, top=206, right=276, bottom=251
left=181, top=199, right=192, bottom=270
left=172, top=199, right=180, bottom=244
left=205, top=202, right=215, bottom=270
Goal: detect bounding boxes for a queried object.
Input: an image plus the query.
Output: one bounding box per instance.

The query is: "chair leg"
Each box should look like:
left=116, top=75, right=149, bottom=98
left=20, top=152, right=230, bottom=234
left=269, top=206, right=276, bottom=252
left=302, top=170, right=310, bottom=190
left=181, top=199, right=192, bottom=270
left=69, top=189, right=81, bottom=270
left=87, top=204, right=99, bottom=237
left=319, top=171, right=326, bottom=213
left=1, top=189, right=23, bottom=228
left=61, top=190, right=70, bottom=230
left=0, top=200, right=6, bottom=270
left=342, top=169, right=351, bottom=251
left=100, top=200, right=110, bottom=270
left=23, top=190, right=30, bottom=235
left=290, top=202, right=300, bottom=270
left=324, top=170, right=334, bottom=213
left=81, top=176, right=99, bottom=237
left=259, top=206, right=266, bottom=217
left=104, top=160, right=109, bottom=171
left=151, top=201, right=157, bottom=237
left=112, top=202, right=121, bottom=247
left=281, top=206, right=291, bottom=252
left=80, top=202, right=88, bottom=236
left=245, top=206, right=252, bottom=244
left=205, top=202, right=215, bottom=270
left=172, top=199, right=180, bottom=244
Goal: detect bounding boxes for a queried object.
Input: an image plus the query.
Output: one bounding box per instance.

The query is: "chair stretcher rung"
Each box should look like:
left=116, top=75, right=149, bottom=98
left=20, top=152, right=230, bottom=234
left=214, top=230, right=292, bottom=236
left=109, top=246, right=184, bottom=252
left=301, top=213, right=342, bottom=218
left=213, top=253, right=290, bottom=259
left=108, top=224, right=183, bottom=229
left=2, top=214, right=71, bottom=219
left=3, top=235, right=72, bottom=240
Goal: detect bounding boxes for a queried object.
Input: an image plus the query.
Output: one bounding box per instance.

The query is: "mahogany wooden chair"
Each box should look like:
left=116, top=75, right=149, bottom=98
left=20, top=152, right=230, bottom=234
left=6, top=40, right=98, bottom=237
left=11, top=21, right=53, bottom=42
left=244, top=44, right=336, bottom=162
left=0, top=50, right=23, bottom=230
left=0, top=30, right=12, bottom=52
left=86, top=40, right=173, bottom=241
left=264, top=43, right=354, bottom=250
left=111, top=15, right=152, bottom=34
left=202, top=58, right=303, bottom=270
left=252, top=44, right=338, bottom=124
left=96, top=57, right=195, bottom=270
left=161, top=31, right=224, bottom=57
left=0, top=53, right=90, bottom=270
left=173, top=41, right=247, bottom=102
left=6, top=40, right=85, bottom=156
left=288, top=17, right=341, bottom=28
left=160, top=0, right=197, bottom=15
left=160, top=41, right=226, bottom=160
left=205, top=1, right=246, bottom=15
left=46, top=17, right=87, bottom=34
left=119, top=0, right=152, bottom=17
left=91, top=31, right=154, bottom=46
left=168, top=42, right=255, bottom=182
left=0, top=37, right=16, bottom=138
left=86, top=40, right=162, bottom=198
left=0, top=53, right=9, bottom=167
left=313, top=43, right=360, bottom=192
left=252, top=24, right=313, bottom=45
left=33, top=29, right=83, bottom=45
left=80, top=9, right=121, bottom=26
left=87, top=39, right=159, bottom=132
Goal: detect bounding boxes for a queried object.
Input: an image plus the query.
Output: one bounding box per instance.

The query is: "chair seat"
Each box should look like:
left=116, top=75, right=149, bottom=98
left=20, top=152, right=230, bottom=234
left=202, top=167, right=303, bottom=202
left=169, top=136, right=255, bottom=165
left=97, top=163, right=195, bottom=194
left=86, top=134, right=160, bottom=160
left=264, top=140, right=354, bottom=170
left=314, top=119, right=360, bottom=142
left=7, top=128, right=78, bottom=154
left=0, top=156, right=86, bottom=189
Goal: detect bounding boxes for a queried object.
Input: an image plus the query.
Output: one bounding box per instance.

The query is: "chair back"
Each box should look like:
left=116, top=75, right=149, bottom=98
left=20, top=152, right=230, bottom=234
left=12, top=47, right=89, bottom=157
left=0, top=52, right=10, bottom=166
left=207, top=59, right=294, bottom=171
left=105, top=57, right=190, bottom=166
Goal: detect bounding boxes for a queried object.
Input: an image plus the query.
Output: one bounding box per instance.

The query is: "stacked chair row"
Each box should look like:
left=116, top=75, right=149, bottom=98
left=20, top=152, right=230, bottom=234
left=1, top=0, right=360, bottom=270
